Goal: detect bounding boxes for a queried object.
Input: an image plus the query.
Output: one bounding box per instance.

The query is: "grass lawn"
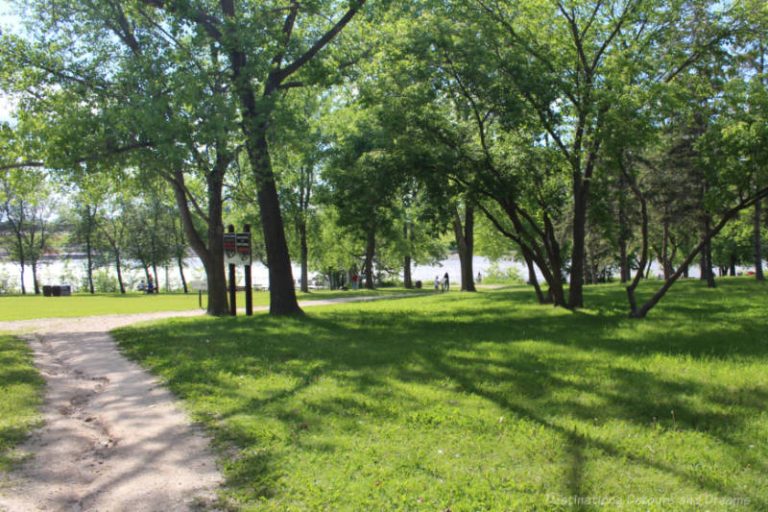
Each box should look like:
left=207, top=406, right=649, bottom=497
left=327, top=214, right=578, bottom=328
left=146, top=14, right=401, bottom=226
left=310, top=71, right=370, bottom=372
left=0, top=288, right=414, bottom=321
left=112, top=278, right=768, bottom=511
left=0, top=335, right=44, bottom=472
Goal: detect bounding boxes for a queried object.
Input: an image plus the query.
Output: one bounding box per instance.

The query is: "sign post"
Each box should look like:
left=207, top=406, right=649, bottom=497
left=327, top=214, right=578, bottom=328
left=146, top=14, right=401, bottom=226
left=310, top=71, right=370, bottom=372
left=243, top=225, right=253, bottom=316
left=224, top=224, right=253, bottom=317
left=225, top=225, right=237, bottom=316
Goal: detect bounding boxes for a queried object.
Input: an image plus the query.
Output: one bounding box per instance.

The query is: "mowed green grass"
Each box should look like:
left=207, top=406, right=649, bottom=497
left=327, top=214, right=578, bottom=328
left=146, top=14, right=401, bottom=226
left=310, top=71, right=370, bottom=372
left=113, top=279, right=768, bottom=511
left=0, top=288, right=413, bottom=321
left=0, top=335, right=44, bottom=472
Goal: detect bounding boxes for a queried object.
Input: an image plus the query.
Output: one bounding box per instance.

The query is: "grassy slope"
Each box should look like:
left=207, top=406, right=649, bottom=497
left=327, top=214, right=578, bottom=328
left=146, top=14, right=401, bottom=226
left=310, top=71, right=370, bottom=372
left=113, top=279, right=768, bottom=511
left=0, top=289, right=412, bottom=321
left=0, top=335, right=44, bottom=472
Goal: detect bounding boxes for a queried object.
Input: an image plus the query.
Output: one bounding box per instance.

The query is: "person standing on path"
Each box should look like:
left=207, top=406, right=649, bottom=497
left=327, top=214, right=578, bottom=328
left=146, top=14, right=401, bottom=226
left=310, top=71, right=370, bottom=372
left=434, top=275, right=440, bottom=291
left=443, top=272, right=450, bottom=292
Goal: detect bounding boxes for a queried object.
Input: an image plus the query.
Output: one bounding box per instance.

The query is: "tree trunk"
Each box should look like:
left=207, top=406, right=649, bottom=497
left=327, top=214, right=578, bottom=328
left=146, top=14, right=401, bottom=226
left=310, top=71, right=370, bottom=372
left=177, top=255, right=188, bottom=294
left=228, top=58, right=300, bottom=314
left=364, top=228, right=375, bottom=290
left=17, top=235, right=26, bottom=295
left=251, top=135, right=301, bottom=313
left=403, top=254, right=412, bottom=289
left=754, top=196, right=764, bottom=281
left=168, top=165, right=229, bottom=315
left=453, top=205, right=476, bottom=292
left=19, top=262, right=26, bottom=295
left=703, top=217, right=716, bottom=288
left=569, top=183, right=588, bottom=308
left=31, top=260, right=40, bottom=295
left=618, top=175, right=630, bottom=283
left=86, top=235, right=95, bottom=294
left=152, top=264, right=160, bottom=294
left=299, top=221, right=309, bottom=293
left=115, top=251, right=125, bottom=294
left=403, top=222, right=412, bottom=289
left=619, top=239, right=629, bottom=284
left=662, top=221, right=672, bottom=280
left=729, top=254, right=737, bottom=277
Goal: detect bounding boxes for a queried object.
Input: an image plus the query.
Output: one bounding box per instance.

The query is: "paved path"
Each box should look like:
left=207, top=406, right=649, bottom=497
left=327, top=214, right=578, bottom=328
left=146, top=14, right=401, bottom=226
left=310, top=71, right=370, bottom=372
left=0, top=293, right=421, bottom=511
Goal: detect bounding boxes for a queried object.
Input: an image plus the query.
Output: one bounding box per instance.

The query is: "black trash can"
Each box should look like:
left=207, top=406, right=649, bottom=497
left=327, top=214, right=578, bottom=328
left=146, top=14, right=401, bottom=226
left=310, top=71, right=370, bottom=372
left=415, top=280, right=422, bottom=289
left=60, top=285, right=72, bottom=296
left=51, top=285, right=61, bottom=296
left=43, top=285, right=52, bottom=297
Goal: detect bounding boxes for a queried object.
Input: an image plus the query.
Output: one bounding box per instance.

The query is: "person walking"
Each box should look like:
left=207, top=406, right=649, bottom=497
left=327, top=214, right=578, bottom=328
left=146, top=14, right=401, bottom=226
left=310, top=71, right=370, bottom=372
left=434, top=275, right=440, bottom=291
left=443, top=272, right=450, bottom=292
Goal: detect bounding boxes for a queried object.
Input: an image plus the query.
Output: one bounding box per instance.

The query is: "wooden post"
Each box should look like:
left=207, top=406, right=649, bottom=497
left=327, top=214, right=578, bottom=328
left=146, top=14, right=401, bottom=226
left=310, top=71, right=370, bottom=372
left=244, top=224, right=253, bottom=316
left=228, top=224, right=236, bottom=316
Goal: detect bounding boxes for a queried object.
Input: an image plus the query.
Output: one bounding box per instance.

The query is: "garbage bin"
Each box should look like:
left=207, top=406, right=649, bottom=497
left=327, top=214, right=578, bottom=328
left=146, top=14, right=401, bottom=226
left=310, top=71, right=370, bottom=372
left=60, top=285, right=72, bottom=296
left=51, top=285, right=61, bottom=296
left=415, top=280, right=422, bottom=289
left=43, top=285, right=52, bottom=297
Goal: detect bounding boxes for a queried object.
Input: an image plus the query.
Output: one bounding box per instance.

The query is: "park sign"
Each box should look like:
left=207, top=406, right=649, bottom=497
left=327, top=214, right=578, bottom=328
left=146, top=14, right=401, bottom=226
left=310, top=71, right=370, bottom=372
left=223, top=232, right=252, bottom=266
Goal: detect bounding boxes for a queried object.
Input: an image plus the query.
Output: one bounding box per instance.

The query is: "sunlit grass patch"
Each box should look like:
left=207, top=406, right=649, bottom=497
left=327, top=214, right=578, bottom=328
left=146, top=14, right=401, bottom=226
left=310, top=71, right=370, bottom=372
left=0, top=287, right=419, bottom=321
left=0, top=334, right=44, bottom=472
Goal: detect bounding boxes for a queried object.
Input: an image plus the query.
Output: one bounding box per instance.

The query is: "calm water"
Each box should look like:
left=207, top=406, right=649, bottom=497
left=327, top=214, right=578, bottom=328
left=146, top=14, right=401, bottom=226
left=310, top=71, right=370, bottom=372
left=0, top=253, right=529, bottom=293
left=1, top=252, right=716, bottom=293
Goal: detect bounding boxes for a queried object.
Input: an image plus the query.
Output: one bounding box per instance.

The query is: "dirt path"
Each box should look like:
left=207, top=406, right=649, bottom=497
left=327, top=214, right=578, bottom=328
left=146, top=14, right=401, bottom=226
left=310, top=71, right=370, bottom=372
left=0, top=293, right=422, bottom=511
left=0, top=311, right=220, bottom=512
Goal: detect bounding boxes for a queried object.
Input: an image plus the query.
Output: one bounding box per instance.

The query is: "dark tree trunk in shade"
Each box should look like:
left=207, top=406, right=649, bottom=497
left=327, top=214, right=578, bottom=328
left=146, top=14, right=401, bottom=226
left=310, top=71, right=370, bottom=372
left=31, top=261, right=40, bottom=295
left=152, top=264, right=160, bottom=294
left=619, top=240, right=629, bottom=284
left=115, top=251, right=125, bottom=294
left=86, top=236, right=95, bottom=294
left=702, top=217, right=716, bottom=288
left=618, top=174, right=630, bottom=283
left=453, top=205, right=476, bottom=292
left=729, top=254, right=737, bottom=277
left=177, top=255, right=188, bottom=294
left=403, top=254, right=412, bottom=289
left=662, top=221, right=673, bottom=280
left=754, top=197, right=764, bottom=281
left=569, top=182, right=588, bottom=308
left=364, top=228, right=375, bottom=289
left=403, top=222, right=412, bottom=289
left=249, top=131, right=301, bottom=314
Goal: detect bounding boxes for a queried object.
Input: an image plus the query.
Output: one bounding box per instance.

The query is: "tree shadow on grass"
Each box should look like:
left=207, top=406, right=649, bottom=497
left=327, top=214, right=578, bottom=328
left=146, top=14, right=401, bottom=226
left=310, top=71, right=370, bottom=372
left=115, top=284, right=768, bottom=508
